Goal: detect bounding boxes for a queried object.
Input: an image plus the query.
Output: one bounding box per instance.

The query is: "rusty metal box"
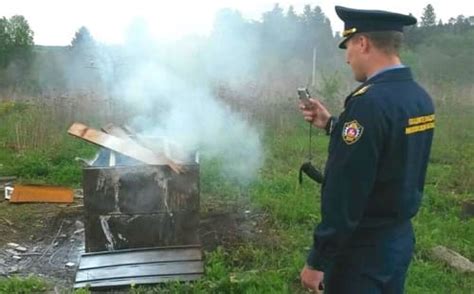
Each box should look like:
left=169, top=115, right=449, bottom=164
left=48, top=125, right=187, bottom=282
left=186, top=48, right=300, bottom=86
left=82, top=164, right=200, bottom=252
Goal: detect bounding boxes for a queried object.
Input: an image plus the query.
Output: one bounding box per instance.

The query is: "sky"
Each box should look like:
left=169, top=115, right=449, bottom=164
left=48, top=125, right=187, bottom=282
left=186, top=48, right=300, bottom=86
left=3, top=0, right=474, bottom=45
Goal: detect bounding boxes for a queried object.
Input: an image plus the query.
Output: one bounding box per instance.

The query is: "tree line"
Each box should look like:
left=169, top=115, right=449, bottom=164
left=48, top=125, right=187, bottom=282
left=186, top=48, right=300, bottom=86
left=0, top=4, right=473, bottom=101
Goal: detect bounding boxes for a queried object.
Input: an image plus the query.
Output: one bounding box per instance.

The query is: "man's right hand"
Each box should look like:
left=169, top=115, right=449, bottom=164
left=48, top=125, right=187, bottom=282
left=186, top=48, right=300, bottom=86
left=299, top=98, right=332, bottom=129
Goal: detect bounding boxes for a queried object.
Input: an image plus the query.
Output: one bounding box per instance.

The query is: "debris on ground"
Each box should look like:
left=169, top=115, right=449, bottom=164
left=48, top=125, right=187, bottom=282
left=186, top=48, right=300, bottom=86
left=73, top=189, right=84, bottom=199
left=4, top=186, right=14, bottom=200
left=460, top=200, right=474, bottom=219
left=0, top=176, right=16, bottom=192
left=431, top=245, right=474, bottom=273
left=74, top=220, right=84, bottom=230
left=15, top=246, right=27, bottom=253
left=1, top=217, right=13, bottom=226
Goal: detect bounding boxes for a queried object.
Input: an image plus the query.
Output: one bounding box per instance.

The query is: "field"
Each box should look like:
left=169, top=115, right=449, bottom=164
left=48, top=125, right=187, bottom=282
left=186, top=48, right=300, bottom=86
left=0, top=100, right=472, bottom=293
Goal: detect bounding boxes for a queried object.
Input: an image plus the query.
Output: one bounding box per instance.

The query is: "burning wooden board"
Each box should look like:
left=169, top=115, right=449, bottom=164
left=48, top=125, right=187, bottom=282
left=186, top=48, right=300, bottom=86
left=68, top=123, right=182, bottom=173
left=101, top=123, right=137, bottom=142
left=102, top=123, right=196, bottom=166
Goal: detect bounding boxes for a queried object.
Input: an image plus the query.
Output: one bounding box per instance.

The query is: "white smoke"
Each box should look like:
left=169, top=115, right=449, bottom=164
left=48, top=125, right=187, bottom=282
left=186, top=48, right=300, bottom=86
left=90, top=17, right=264, bottom=184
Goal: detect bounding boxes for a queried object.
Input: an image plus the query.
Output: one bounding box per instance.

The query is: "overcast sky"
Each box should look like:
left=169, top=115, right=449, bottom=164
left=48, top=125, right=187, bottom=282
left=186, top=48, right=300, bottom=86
left=3, top=0, right=474, bottom=45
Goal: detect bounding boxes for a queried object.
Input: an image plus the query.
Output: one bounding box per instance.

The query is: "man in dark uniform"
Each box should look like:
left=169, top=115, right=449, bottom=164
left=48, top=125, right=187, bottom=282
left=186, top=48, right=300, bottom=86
left=299, top=6, right=435, bottom=293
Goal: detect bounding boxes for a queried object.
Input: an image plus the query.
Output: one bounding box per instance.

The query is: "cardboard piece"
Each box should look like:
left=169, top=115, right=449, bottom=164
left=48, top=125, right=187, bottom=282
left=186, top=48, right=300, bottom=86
left=10, top=185, right=73, bottom=203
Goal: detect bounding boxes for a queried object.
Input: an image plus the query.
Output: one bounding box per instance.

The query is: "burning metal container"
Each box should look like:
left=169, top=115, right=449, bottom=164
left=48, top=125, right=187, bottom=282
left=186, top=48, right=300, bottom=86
left=82, top=163, right=200, bottom=252
left=69, top=123, right=203, bottom=289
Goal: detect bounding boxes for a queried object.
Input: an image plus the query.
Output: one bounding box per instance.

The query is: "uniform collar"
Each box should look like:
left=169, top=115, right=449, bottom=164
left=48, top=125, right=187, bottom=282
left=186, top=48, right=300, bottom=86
left=344, top=67, right=414, bottom=107
left=366, top=67, right=413, bottom=84
left=367, top=64, right=406, bottom=80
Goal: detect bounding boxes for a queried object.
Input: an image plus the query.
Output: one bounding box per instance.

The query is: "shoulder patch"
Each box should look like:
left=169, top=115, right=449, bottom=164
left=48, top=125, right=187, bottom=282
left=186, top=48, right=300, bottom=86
left=352, top=84, right=372, bottom=97
left=342, top=120, right=364, bottom=145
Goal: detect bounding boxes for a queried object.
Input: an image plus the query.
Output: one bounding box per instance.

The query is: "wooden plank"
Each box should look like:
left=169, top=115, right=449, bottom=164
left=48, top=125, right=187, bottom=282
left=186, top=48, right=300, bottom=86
left=75, top=260, right=204, bottom=282
left=74, top=273, right=202, bottom=288
left=80, top=247, right=202, bottom=269
left=68, top=123, right=181, bottom=173
left=101, top=123, right=134, bottom=140
left=101, top=123, right=184, bottom=173
left=10, top=185, right=73, bottom=203
left=120, top=124, right=140, bottom=139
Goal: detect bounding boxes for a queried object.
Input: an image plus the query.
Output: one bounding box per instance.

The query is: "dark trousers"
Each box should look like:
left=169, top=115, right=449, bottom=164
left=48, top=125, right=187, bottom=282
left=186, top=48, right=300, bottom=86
left=323, top=221, right=415, bottom=294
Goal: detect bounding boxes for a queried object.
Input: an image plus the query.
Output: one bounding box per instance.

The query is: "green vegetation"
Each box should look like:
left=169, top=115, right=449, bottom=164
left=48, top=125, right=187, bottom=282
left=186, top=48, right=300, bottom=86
left=0, top=102, right=96, bottom=187
left=0, top=276, right=48, bottom=293
left=0, top=15, right=34, bottom=69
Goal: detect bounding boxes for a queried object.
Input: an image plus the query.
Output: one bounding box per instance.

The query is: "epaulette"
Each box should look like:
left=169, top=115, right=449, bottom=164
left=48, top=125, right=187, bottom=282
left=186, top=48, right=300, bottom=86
left=352, top=84, right=372, bottom=97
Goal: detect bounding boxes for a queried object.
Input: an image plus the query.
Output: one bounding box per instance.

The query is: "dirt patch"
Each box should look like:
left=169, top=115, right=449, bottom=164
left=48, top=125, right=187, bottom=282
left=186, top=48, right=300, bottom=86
left=199, top=203, right=270, bottom=251
left=0, top=199, right=85, bottom=288
left=0, top=196, right=270, bottom=289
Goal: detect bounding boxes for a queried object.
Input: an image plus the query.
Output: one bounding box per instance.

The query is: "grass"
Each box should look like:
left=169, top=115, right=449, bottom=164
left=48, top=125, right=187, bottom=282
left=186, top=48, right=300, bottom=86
left=0, top=138, right=96, bottom=187
left=0, top=101, right=97, bottom=186
left=0, top=102, right=472, bottom=293
left=0, top=276, right=49, bottom=293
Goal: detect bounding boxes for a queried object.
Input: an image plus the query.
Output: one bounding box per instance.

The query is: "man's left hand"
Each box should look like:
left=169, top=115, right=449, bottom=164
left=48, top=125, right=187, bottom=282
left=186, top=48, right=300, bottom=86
left=300, top=265, right=324, bottom=293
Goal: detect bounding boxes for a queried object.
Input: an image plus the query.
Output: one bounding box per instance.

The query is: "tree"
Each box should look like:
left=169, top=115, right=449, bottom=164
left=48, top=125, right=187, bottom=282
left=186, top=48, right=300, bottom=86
left=70, top=26, right=97, bottom=67
left=0, top=15, right=34, bottom=68
left=7, top=15, right=34, bottom=46
left=286, top=5, right=298, bottom=21
left=208, top=9, right=258, bottom=82
left=456, top=15, right=468, bottom=25
left=212, top=9, right=246, bottom=37
left=284, top=5, right=302, bottom=48
left=421, top=4, right=436, bottom=27
left=71, top=26, right=95, bottom=49
left=260, top=4, right=287, bottom=58
left=261, top=3, right=285, bottom=42
left=0, top=18, right=11, bottom=67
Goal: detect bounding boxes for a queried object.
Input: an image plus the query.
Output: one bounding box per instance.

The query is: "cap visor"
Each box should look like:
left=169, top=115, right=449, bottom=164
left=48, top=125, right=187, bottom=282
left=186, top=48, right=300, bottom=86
left=338, top=37, right=349, bottom=49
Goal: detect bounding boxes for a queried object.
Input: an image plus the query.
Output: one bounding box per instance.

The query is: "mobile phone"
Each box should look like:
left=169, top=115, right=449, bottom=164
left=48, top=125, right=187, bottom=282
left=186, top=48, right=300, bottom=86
left=297, top=87, right=311, bottom=106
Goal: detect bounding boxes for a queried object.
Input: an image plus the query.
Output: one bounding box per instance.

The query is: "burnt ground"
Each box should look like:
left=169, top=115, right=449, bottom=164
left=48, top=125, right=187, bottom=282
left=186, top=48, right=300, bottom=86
left=0, top=192, right=270, bottom=290
left=0, top=198, right=85, bottom=288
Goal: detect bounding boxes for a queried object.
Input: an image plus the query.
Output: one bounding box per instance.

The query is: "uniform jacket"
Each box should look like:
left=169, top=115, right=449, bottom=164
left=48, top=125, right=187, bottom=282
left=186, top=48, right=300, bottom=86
left=307, top=67, right=435, bottom=271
